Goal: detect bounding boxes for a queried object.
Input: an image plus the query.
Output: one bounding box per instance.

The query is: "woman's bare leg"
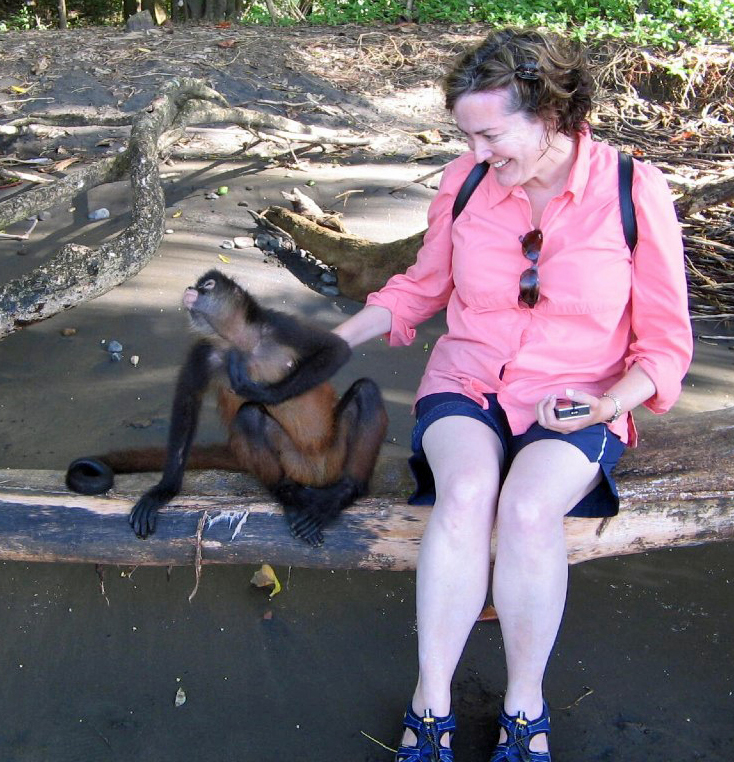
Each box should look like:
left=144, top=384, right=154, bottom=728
left=492, top=439, right=601, bottom=752
left=403, top=415, right=504, bottom=744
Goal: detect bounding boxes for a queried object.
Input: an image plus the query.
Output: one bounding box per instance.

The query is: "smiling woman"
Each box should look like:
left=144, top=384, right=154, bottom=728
left=333, top=26, right=692, bottom=762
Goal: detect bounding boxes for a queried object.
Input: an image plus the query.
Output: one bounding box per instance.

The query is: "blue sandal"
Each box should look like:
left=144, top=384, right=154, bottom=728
left=489, top=702, right=551, bottom=761
left=395, top=705, right=456, bottom=762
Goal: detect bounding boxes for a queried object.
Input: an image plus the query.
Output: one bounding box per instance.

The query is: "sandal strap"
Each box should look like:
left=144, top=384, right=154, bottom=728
left=497, top=702, right=550, bottom=737
left=490, top=702, right=551, bottom=762
left=396, top=705, right=456, bottom=762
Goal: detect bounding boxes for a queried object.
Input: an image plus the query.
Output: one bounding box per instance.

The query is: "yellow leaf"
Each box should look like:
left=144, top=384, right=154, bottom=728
left=172, top=209, right=182, bottom=218
left=137, top=47, right=152, bottom=53
left=250, top=563, right=281, bottom=598
left=11, top=86, right=29, bottom=94
left=218, top=254, right=231, bottom=264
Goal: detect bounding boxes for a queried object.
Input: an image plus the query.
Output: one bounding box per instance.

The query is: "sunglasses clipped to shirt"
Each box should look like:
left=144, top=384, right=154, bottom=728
left=450, top=152, right=640, bottom=308
left=519, top=228, right=542, bottom=308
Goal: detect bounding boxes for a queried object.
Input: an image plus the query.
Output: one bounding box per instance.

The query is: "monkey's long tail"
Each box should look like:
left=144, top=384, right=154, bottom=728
left=65, top=445, right=242, bottom=495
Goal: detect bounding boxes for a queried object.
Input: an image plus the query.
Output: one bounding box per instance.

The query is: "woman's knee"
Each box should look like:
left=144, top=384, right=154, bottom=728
left=433, top=470, right=498, bottom=528
left=496, top=492, right=562, bottom=546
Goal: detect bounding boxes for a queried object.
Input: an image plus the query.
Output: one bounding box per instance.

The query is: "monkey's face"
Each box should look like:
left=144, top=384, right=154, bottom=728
left=184, top=269, right=250, bottom=343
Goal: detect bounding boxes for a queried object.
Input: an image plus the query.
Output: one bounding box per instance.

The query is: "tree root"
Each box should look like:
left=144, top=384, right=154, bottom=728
left=0, top=79, right=367, bottom=339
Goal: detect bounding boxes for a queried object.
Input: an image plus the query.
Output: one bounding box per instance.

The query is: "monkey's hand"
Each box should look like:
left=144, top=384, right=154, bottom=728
left=227, top=348, right=278, bottom=404
left=129, top=485, right=176, bottom=538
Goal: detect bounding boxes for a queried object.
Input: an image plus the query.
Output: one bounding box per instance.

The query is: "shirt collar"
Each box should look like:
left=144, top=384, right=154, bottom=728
left=482, top=127, right=592, bottom=208
left=565, top=128, right=592, bottom=204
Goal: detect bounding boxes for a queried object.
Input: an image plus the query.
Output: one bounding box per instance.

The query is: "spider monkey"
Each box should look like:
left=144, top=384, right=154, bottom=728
left=66, top=269, right=388, bottom=546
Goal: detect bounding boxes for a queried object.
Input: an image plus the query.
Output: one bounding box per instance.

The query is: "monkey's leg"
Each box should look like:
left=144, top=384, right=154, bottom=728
left=128, top=341, right=213, bottom=538
left=231, top=403, right=331, bottom=546
left=275, top=378, right=388, bottom=544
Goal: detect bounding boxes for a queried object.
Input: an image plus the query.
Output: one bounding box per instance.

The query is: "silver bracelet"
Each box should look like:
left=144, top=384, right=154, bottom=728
left=601, top=392, right=622, bottom=424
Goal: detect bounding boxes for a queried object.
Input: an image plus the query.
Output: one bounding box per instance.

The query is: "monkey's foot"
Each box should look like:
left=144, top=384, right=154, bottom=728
left=284, top=507, right=325, bottom=547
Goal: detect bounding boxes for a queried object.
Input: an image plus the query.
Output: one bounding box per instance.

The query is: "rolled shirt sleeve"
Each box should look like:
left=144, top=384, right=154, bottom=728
left=626, top=161, right=693, bottom=413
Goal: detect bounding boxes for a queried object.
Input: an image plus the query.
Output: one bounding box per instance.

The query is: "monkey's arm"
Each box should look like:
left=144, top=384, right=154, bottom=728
left=227, top=324, right=351, bottom=405
left=129, top=341, right=213, bottom=538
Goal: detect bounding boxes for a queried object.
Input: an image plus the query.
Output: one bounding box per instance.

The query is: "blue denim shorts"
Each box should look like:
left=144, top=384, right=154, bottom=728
left=408, top=392, right=626, bottom=518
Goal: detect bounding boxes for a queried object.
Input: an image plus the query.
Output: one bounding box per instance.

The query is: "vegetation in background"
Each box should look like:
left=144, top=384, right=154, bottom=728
left=0, top=0, right=733, bottom=49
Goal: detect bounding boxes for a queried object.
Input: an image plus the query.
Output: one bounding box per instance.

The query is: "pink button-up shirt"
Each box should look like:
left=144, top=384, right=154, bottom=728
left=366, top=131, right=693, bottom=445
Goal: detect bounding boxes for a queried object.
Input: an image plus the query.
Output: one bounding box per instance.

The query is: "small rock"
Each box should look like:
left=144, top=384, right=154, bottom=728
left=204, top=192, right=218, bottom=200
left=88, top=208, right=110, bottom=221
left=60, top=328, right=77, bottom=337
left=237, top=201, right=249, bottom=207
left=233, top=236, right=255, bottom=249
left=107, top=340, right=123, bottom=353
left=245, top=185, right=254, bottom=191
left=320, top=272, right=337, bottom=285
left=319, top=285, right=340, bottom=297
left=255, top=233, right=277, bottom=251
left=110, top=352, right=122, bottom=362
left=125, top=10, right=154, bottom=31
left=164, top=228, right=174, bottom=234
left=220, top=240, right=235, bottom=249
left=38, top=211, right=51, bottom=221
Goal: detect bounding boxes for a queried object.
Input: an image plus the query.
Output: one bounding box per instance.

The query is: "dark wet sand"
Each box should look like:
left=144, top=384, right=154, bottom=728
left=1, top=159, right=733, bottom=761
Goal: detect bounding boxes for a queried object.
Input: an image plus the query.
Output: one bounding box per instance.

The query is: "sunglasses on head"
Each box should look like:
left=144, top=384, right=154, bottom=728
left=519, top=229, right=542, bottom=307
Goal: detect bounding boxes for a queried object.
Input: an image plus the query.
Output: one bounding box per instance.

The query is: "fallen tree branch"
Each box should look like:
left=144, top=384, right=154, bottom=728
left=1, top=407, right=732, bottom=568
left=676, top=175, right=734, bottom=217
left=263, top=205, right=425, bottom=301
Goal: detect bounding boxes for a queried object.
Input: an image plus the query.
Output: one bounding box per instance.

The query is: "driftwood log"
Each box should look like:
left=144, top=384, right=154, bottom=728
left=264, top=205, right=424, bottom=301
left=0, top=407, right=732, bottom=569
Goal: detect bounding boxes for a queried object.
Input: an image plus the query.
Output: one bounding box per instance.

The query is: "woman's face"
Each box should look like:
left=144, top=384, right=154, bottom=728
left=453, top=88, right=554, bottom=188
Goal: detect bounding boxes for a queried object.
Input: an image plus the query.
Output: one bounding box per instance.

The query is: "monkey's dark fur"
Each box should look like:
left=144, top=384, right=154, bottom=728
left=66, top=269, right=388, bottom=546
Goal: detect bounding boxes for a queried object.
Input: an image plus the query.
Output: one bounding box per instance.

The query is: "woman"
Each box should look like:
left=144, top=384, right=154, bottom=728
left=334, top=28, right=692, bottom=762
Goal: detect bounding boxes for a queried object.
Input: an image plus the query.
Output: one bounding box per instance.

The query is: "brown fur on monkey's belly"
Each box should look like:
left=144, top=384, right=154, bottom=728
left=217, top=384, right=347, bottom=487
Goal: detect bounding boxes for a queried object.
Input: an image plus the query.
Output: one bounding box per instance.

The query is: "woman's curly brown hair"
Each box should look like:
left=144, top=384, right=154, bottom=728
left=444, top=28, right=594, bottom=137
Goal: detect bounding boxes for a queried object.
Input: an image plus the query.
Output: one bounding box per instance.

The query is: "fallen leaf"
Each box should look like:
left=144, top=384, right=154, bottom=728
left=11, top=85, right=29, bottom=94
left=250, top=563, right=282, bottom=598
left=415, top=129, right=442, bottom=144
left=31, top=57, right=49, bottom=75
left=670, top=130, right=695, bottom=143
left=174, top=687, right=186, bottom=707
left=218, top=39, right=236, bottom=48
left=263, top=609, right=273, bottom=620
left=137, top=47, right=152, bottom=53
left=477, top=604, right=498, bottom=622
left=172, top=209, right=183, bottom=218
left=218, top=254, right=230, bottom=263
left=215, top=21, right=232, bottom=28
left=52, top=157, right=80, bottom=172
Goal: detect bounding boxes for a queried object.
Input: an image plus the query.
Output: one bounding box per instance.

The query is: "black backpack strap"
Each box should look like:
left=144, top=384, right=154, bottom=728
left=618, top=151, right=638, bottom=253
left=452, top=161, right=489, bottom=221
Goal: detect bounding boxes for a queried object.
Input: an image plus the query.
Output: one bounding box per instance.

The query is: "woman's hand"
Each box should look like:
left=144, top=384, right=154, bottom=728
left=536, top=388, right=613, bottom=433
